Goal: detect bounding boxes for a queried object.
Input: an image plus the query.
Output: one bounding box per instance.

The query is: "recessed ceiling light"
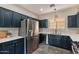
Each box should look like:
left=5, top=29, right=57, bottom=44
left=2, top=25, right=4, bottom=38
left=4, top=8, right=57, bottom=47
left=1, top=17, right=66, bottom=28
left=40, top=8, right=43, bottom=11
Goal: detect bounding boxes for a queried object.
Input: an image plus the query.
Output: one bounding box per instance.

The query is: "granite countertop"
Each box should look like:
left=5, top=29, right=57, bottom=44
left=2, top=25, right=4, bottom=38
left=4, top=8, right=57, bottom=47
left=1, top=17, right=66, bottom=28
left=0, top=36, right=24, bottom=43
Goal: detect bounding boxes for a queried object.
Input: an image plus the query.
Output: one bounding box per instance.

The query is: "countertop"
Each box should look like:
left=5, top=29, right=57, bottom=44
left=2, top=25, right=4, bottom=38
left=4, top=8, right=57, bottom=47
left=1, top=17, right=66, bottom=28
left=39, top=32, right=79, bottom=42
left=0, top=36, right=24, bottom=43
left=68, top=34, right=79, bottom=42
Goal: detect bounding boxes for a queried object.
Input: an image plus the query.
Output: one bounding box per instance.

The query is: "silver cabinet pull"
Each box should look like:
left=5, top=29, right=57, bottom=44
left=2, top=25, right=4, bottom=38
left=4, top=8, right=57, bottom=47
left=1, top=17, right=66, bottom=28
left=0, top=51, right=9, bottom=53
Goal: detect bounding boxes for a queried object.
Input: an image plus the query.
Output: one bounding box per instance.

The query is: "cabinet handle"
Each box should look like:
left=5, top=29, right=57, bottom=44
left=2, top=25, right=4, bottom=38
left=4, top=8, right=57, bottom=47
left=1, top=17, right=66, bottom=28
left=0, top=51, right=9, bottom=53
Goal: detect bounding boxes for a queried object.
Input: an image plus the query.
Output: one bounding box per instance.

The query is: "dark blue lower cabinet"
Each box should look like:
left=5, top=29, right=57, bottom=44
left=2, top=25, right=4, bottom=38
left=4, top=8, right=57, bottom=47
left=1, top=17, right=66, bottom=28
left=55, top=36, right=61, bottom=47
left=60, top=36, right=68, bottom=48
left=0, top=38, right=24, bottom=54
left=48, top=35, right=54, bottom=45
left=15, top=43, right=24, bottom=54
left=65, top=36, right=72, bottom=50
left=3, top=44, right=15, bottom=54
left=15, top=38, right=24, bottom=54
left=48, top=35, right=72, bottom=50
left=0, top=44, right=3, bottom=53
left=60, top=36, right=72, bottom=50
left=48, top=35, right=61, bottom=47
left=0, top=41, right=14, bottom=54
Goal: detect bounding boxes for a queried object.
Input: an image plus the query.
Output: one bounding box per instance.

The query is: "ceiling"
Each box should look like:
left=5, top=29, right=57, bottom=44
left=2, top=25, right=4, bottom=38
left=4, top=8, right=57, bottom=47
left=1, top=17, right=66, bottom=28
left=19, top=4, right=78, bottom=15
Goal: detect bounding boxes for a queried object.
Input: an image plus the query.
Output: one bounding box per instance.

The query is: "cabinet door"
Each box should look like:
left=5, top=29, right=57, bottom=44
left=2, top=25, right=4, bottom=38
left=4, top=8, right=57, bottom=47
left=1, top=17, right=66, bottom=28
left=65, top=36, right=72, bottom=50
left=0, top=38, right=24, bottom=54
left=0, top=7, right=12, bottom=27
left=1, top=41, right=15, bottom=54
left=15, top=38, right=24, bottom=54
left=60, top=36, right=72, bottom=50
left=55, top=35, right=61, bottom=46
left=60, top=36, right=67, bottom=48
left=0, top=8, right=4, bottom=27
left=48, top=35, right=56, bottom=45
left=39, top=19, right=48, bottom=28
left=48, top=35, right=61, bottom=47
left=0, top=43, right=2, bottom=51
left=77, top=13, right=79, bottom=27
left=12, top=12, right=21, bottom=27
left=68, top=15, right=77, bottom=28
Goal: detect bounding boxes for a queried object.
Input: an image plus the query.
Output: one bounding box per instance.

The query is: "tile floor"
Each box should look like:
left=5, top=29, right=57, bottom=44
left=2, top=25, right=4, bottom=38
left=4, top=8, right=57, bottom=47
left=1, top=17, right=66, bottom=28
left=32, top=43, right=73, bottom=54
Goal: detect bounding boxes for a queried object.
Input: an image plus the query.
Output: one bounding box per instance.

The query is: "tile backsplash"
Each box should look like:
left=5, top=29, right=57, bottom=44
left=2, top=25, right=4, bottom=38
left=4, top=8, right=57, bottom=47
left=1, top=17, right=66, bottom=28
left=40, top=28, right=79, bottom=35
left=0, top=28, right=19, bottom=36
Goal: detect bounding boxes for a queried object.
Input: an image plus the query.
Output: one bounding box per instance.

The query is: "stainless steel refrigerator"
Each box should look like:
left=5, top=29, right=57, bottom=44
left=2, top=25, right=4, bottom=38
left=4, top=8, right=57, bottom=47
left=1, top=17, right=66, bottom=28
left=20, top=18, right=39, bottom=54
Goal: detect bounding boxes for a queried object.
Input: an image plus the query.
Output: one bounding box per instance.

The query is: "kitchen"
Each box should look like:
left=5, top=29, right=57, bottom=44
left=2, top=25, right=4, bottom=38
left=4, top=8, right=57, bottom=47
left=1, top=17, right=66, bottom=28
left=0, top=4, right=79, bottom=54
left=0, top=5, right=39, bottom=54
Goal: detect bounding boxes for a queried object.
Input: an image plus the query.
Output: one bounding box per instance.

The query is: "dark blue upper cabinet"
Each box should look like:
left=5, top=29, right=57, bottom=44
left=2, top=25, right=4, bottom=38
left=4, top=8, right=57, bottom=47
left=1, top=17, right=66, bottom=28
left=0, top=7, right=4, bottom=27
left=77, top=12, right=79, bottom=27
left=3, top=9, right=12, bottom=27
left=0, top=7, right=28, bottom=27
left=39, top=19, right=48, bottom=28
left=0, top=7, right=22, bottom=27
left=12, top=12, right=22, bottom=27
left=0, top=7, right=13, bottom=27
left=0, top=7, right=36, bottom=28
left=68, top=15, right=77, bottom=28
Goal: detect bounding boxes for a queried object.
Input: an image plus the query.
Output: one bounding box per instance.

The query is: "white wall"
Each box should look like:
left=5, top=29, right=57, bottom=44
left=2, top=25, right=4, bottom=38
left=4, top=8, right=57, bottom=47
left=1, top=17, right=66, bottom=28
left=39, top=5, right=79, bottom=35
left=0, top=4, right=38, bottom=36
